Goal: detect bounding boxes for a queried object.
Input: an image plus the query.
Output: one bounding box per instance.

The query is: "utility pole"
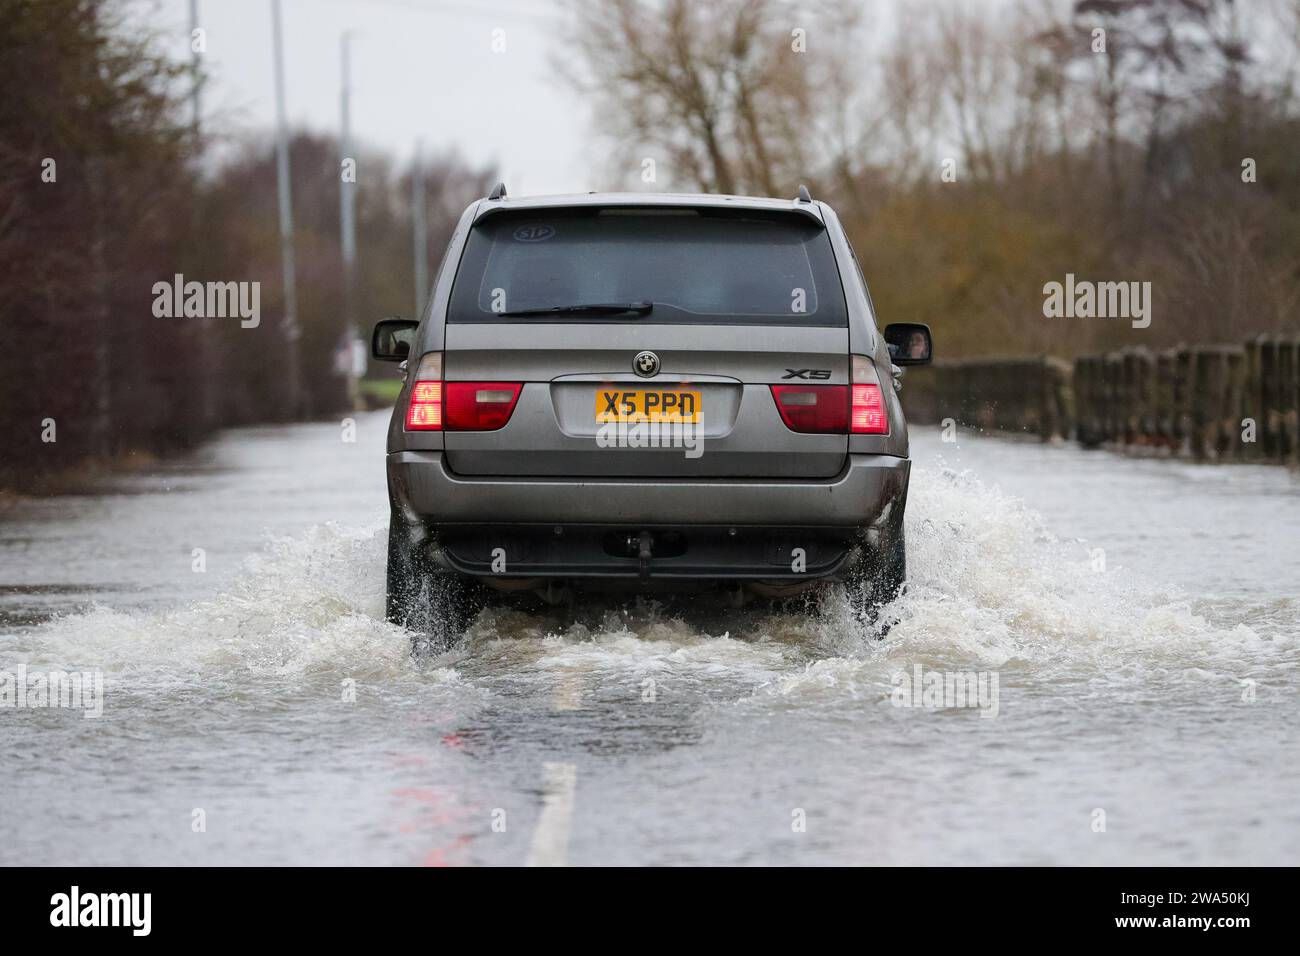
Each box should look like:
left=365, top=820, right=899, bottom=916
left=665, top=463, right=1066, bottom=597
left=270, top=0, right=302, bottom=418
left=339, top=30, right=358, bottom=409
left=189, top=0, right=216, bottom=430
left=87, top=3, right=112, bottom=457
left=412, top=139, right=428, bottom=318
left=189, top=0, right=202, bottom=128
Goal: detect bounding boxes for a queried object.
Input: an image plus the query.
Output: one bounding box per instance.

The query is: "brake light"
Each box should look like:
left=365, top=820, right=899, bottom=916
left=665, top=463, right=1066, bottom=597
left=405, top=352, right=445, bottom=430
left=444, top=382, right=523, bottom=431
left=405, top=352, right=523, bottom=431
left=850, top=354, right=888, bottom=434
left=851, top=384, right=888, bottom=434
left=406, top=381, right=443, bottom=429
left=770, top=357, right=889, bottom=435
left=771, top=384, right=848, bottom=433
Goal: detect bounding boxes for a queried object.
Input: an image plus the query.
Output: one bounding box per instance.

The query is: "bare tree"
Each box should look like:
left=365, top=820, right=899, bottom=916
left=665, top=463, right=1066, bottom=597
left=560, top=0, right=861, bottom=194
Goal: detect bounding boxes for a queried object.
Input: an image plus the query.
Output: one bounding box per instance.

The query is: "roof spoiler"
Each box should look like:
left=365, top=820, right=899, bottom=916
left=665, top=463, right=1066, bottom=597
left=471, top=193, right=826, bottom=227
left=486, top=183, right=812, bottom=206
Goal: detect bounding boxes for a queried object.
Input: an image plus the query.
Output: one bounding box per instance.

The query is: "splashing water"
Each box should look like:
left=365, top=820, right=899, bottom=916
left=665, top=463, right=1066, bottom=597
left=5, top=463, right=1290, bottom=704
left=2, top=416, right=1297, bottom=864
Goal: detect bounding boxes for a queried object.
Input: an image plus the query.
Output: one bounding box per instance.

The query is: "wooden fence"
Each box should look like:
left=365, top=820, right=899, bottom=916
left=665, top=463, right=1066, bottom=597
left=899, top=337, right=1300, bottom=464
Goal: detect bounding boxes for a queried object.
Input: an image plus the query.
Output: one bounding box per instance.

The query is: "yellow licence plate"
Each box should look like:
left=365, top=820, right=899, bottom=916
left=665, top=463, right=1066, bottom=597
left=595, top=388, right=701, bottom=424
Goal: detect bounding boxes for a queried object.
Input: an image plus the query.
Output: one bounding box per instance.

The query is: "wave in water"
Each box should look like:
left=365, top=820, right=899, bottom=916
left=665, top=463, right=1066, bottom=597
left=4, top=467, right=1291, bottom=699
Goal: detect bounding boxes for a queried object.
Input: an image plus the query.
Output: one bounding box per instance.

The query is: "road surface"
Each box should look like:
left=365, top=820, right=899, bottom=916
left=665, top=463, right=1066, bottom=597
left=1, top=412, right=1297, bottom=864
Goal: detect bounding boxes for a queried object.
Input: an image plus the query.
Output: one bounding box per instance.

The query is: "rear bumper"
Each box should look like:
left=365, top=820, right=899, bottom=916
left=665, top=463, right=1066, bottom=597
left=387, top=452, right=908, bottom=581
left=434, top=524, right=863, bottom=580
left=387, top=451, right=910, bottom=528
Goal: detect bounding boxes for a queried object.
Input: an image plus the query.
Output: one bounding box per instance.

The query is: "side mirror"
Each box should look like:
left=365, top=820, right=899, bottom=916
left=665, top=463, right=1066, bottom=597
left=372, top=318, right=418, bottom=362
left=883, top=323, right=933, bottom=366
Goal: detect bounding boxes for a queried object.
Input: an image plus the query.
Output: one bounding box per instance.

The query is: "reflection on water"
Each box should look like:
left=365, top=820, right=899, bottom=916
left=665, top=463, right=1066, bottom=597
left=1, top=412, right=1297, bottom=865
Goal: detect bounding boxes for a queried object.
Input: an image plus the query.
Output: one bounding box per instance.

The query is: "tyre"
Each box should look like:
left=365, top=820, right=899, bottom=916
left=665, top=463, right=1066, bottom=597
left=386, top=508, right=482, bottom=654
left=847, top=508, right=907, bottom=628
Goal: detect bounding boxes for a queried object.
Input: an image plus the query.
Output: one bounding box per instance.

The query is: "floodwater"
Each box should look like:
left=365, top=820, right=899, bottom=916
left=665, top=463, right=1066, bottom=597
left=1, top=411, right=1297, bottom=865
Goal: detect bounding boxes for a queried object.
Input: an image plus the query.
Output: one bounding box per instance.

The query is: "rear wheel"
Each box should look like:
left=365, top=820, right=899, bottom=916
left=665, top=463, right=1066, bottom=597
left=386, top=508, right=482, bottom=654
left=847, top=509, right=907, bottom=628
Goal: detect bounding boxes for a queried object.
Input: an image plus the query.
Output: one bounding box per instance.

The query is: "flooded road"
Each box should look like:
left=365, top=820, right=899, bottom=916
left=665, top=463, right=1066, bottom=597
left=2, top=411, right=1297, bottom=865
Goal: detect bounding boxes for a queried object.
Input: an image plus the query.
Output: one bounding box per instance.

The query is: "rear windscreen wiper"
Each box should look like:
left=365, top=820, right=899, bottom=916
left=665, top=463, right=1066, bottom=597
left=495, top=301, right=654, bottom=318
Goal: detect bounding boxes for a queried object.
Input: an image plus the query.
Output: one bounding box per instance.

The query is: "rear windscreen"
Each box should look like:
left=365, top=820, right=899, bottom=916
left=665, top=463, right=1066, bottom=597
left=447, top=207, right=847, bottom=326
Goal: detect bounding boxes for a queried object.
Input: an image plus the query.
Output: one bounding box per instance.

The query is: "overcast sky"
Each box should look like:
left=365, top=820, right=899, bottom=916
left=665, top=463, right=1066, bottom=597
left=154, top=0, right=591, bottom=194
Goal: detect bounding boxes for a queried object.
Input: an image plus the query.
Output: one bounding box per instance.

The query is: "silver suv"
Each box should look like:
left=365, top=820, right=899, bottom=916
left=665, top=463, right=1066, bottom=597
left=373, top=186, right=931, bottom=648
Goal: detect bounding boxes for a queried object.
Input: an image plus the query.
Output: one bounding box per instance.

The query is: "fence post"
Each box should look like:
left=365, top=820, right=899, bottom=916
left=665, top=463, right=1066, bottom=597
left=1045, top=357, right=1072, bottom=441
left=1128, top=347, right=1155, bottom=446
left=1285, top=339, right=1300, bottom=466
left=1222, top=346, right=1246, bottom=461
left=1174, top=347, right=1195, bottom=456
left=1190, top=349, right=1214, bottom=459
left=1155, top=349, right=1177, bottom=452
left=1242, top=337, right=1264, bottom=461
left=1261, top=338, right=1280, bottom=458
left=1074, top=356, right=1093, bottom=446
left=1105, top=352, right=1124, bottom=446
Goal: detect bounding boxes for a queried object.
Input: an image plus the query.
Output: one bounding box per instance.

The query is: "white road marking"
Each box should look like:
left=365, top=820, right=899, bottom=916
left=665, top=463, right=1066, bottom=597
left=551, top=671, right=583, bottom=711
left=525, top=761, right=578, bottom=867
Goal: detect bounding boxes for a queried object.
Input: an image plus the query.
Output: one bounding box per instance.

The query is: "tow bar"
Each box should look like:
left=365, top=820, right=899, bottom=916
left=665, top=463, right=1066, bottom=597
left=636, top=530, right=654, bottom=578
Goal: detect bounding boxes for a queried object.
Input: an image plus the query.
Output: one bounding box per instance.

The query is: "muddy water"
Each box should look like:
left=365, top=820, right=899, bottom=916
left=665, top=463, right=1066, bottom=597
left=1, top=413, right=1296, bottom=865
